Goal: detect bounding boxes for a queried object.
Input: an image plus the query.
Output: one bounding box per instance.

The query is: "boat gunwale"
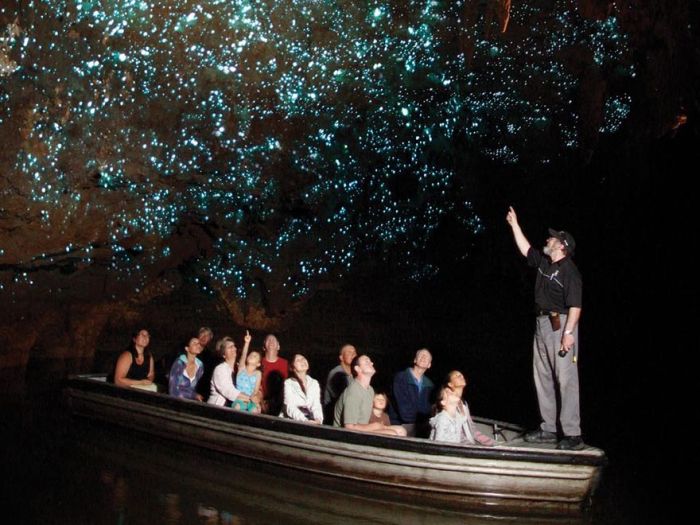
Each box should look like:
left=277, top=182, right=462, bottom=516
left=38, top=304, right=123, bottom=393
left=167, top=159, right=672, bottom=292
left=65, top=374, right=607, bottom=468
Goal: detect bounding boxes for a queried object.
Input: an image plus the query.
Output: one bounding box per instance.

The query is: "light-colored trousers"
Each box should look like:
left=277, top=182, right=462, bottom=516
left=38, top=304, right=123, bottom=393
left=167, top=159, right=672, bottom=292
left=533, top=314, right=581, bottom=437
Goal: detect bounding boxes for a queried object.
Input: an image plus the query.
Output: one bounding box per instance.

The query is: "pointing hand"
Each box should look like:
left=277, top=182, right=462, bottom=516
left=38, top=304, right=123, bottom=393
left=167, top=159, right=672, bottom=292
left=506, top=206, right=518, bottom=227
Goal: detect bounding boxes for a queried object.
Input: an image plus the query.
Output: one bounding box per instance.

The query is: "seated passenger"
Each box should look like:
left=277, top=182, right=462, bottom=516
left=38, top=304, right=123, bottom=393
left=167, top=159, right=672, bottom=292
left=207, top=331, right=254, bottom=408
left=323, top=344, right=357, bottom=423
left=113, top=329, right=156, bottom=391
left=233, top=342, right=262, bottom=413
left=280, top=354, right=323, bottom=423
left=444, top=370, right=494, bottom=446
left=260, top=334, right=288, bottom=415
left=390, top=348, right=435, bottom=437
left=430, top=387, right=473, bottom=444
left=368, top=392, right=391, bottom=426
left=168, top=337, right=204, bottom=401
left=195, top=326, right=215, bottom=399
left=333, top=355, right=406, bottom=437
left=155, top=327, right=212, bottom=388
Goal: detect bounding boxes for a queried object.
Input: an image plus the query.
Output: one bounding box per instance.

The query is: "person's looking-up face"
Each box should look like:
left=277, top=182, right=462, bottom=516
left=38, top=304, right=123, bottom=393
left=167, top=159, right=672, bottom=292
left=263, top=334, right=280, bottom=358
left=373, top=393, right=387, bottom=411
left=340, top=344, right=357, bottom=367
left=246, top=350, right=262, bottom=368
left=133, top=329, right=150, bottom=350
left=447, top=370, right=467, bottom=389
left=543, top=236, right=564, bottom=257
left=413, top=349, right=432, bottom=371
left=292, top=354, right=309, bottom=374
left=198, top=327, right=213, bottom=348
left=353, top=355, right=375, bottom=378
left=186, top=338, right=203, bottom=355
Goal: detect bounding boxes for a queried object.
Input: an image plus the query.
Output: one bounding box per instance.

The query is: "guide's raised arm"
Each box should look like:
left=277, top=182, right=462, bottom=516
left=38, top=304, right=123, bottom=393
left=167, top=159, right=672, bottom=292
left=506, top=206, right=531, bottom=257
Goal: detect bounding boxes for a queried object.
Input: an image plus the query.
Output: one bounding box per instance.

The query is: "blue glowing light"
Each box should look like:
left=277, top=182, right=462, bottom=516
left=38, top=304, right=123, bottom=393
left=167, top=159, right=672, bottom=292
left=0, top=0, right=633, bottom=301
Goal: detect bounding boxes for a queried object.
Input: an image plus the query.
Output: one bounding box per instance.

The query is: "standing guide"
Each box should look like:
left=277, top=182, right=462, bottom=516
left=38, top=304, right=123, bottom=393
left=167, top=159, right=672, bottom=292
left=506, top=207, right=584, bottom=451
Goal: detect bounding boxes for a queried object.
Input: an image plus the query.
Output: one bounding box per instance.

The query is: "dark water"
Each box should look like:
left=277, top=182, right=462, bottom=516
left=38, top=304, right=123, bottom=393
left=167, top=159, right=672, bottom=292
left=11, top=418, right=584, bottom=525
left=1, top=365, right=663, bottom=525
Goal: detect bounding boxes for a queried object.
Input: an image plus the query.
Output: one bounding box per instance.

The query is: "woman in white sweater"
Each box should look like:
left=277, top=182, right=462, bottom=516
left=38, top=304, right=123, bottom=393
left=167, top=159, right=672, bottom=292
left=207, top=331, right=253, bottom=407
left=281, top=354, right=323, bottom=424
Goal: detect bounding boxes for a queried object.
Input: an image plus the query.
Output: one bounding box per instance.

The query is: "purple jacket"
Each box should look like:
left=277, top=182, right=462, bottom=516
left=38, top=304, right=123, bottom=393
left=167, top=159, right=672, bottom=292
left=168, top=354, right=204, bottom=400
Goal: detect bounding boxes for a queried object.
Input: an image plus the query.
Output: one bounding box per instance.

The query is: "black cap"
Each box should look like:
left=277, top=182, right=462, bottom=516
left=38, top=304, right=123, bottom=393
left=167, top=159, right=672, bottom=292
left=548, top=228, right=576, bottom=255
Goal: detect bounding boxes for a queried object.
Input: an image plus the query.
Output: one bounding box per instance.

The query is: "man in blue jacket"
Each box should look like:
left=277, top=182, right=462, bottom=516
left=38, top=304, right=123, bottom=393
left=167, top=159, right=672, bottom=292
left=390, top=348, right=435, bottom=437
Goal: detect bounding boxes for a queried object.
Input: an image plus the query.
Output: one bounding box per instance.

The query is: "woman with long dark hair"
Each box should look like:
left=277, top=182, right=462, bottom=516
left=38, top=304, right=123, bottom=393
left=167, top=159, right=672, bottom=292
left=113, top=329, right=156, bottom=391
left=281, top=354, right=323, bottom=423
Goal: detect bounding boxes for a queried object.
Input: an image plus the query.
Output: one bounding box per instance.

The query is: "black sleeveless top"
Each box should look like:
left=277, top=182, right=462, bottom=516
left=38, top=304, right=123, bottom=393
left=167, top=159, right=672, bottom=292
left=126, top=348, right=151, bottom=380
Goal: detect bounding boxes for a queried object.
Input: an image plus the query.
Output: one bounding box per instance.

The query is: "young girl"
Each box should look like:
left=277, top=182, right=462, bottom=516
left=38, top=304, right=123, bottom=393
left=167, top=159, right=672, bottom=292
left=445, top=370, right=495, bottom=446
left=233, top=343, right=262, bottom=413
left=429, top=387, right=471, bottom=444
left=430, top=373, right=495, bottom=446
left=368, top=392, right=391, bottom=426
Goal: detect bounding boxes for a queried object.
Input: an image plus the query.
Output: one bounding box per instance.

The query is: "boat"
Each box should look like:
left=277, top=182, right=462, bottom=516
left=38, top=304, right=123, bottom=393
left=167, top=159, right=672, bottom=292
left=64, top=374, right=606, bottom=517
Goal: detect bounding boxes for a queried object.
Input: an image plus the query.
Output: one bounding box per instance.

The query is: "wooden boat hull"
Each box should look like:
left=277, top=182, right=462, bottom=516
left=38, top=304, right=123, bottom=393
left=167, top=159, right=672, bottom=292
left=64, top=375, right=605, bottom=516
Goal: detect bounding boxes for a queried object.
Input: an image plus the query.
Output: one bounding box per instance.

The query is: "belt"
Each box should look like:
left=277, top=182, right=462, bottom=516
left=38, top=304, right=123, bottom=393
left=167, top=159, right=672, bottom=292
left=536, top=310, right=566, bottom=317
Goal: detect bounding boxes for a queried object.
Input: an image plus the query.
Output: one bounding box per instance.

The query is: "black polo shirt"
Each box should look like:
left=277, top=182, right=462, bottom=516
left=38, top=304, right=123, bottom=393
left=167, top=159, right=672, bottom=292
left=527, top=247, right=582, bottom=314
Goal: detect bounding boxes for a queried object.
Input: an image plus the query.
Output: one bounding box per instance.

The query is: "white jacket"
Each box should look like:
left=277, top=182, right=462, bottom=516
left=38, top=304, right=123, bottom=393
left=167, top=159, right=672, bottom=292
left=281, top=375, right=323, bottom=422
left=208, top=361, right=242, bottom=406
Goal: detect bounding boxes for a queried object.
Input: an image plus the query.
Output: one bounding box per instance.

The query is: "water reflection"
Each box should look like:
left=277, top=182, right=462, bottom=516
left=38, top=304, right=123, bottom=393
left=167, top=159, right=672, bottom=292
left=156, top=491, right=245, bottom=525
left=98, top=470, right=128, bottom=524
left=64, top=422, right=587, bottom=525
